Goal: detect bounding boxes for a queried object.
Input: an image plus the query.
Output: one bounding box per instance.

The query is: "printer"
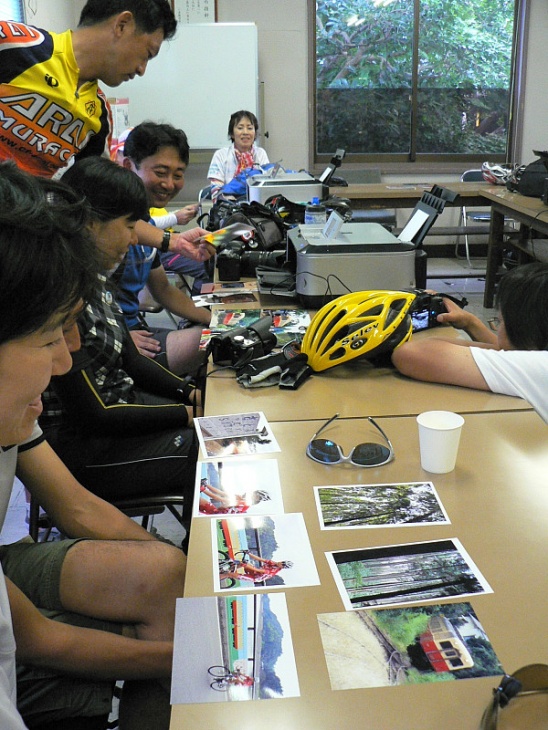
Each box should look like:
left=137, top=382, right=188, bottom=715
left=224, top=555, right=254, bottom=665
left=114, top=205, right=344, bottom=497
left=284, top=185, right=455, bottom=307
left=247, top=171, right=323, bottom=205
left=246, top=148, right=346, bottom=205
left=287, top=223, right=417, bottom=308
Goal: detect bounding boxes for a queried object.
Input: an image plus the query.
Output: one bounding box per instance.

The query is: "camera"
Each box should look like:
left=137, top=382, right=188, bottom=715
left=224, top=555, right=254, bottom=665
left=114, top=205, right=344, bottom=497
left=216, top=242, right=287, bottom=281
left=207, top=315, right=278, bottom=369
left=409, top=290, right=468, bottom=332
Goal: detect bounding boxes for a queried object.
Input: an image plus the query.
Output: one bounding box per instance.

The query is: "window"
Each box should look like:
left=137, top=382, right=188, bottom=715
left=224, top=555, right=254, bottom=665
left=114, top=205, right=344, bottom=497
left=313, top=0, right=525, bottom=164
left=0, top=1, right=25, bottom=22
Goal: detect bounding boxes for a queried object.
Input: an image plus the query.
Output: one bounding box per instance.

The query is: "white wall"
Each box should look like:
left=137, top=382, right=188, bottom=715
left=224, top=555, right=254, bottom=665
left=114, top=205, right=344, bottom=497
left=519, top=0, right=548, bottom=165
left=22, top=0, right=79, bottom=31
left=217, top=0, right=309, bottom=170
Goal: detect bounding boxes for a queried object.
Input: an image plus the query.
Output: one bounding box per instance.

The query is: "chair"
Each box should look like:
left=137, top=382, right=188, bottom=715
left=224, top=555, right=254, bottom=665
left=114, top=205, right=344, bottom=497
left=456, top=169, right=515, bottom=268
left=137, top=271, right=183, bottom=328
left=197, top=184, right=213, bottom=223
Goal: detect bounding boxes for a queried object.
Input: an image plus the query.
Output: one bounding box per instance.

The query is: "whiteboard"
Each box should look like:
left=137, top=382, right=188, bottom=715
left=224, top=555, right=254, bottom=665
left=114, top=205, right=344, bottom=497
left=101, top=23, right=258, bottom=149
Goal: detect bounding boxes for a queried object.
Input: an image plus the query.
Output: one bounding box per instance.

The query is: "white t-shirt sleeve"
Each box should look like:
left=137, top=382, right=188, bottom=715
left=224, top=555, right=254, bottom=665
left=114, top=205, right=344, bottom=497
left=254, top=146, right=269, bottom=166
left=151, top=212, right=177, bottom=229
left=207, top=147, right=230, bottom=183
left=471, top=348, right=548, bottom=422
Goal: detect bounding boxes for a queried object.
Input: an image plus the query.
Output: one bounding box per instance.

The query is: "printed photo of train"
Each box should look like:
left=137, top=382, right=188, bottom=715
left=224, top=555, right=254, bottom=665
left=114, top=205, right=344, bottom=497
left=317, top=601, right=504, bottom=691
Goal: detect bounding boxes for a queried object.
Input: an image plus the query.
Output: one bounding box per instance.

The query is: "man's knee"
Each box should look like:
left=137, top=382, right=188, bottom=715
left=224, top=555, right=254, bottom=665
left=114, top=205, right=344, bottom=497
left=142, top=542, right=186, bottom=595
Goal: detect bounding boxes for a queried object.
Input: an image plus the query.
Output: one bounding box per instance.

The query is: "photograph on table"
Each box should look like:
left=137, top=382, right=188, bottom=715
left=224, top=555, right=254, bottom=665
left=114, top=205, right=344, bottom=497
left=194, top=459, right=284, bottom=517
left=262, top=308, right=311, bottom=347
left=192, top=291, right=258, bottom=307
left=199, top=308, right=310, bottom=350
left=314, top=481, right=450, bottom=530
left=200, top=280, right=259, bottom=294
left=317, top=601, right=504, bottom=691
left=213, top=513, right=319, bottom=593
left=326, top=538, right=492, bottom=610
left=199, top=308, right=262, bottom=350
left=171, top=593, right=300, bottom=704
left=195, top=411, right=281, bottom=459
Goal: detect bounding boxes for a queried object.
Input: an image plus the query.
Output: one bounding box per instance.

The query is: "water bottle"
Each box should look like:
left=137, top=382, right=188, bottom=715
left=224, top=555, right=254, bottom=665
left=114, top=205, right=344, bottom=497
left=304, top=196, right=326, bottom=225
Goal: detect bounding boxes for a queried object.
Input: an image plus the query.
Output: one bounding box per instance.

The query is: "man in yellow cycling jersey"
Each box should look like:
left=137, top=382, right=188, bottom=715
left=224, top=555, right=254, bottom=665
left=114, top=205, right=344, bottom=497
left=0, top=0, right=176, bottom=177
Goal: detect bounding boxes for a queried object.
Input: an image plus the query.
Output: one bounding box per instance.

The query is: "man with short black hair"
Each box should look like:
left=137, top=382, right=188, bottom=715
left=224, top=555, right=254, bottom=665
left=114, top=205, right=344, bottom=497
left=118, top=122, right=212, bottom=375
left=0, top=1, right=176, bottom=177
left=0, top=0, right=215, bottom=268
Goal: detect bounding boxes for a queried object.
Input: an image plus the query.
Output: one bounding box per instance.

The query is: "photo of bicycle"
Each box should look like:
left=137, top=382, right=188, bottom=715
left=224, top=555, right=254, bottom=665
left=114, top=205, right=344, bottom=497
left=171, top=594, right=301, bottom=704
left=218, top=549, right=293, bottom=588
left=212, top=514, right=319, bottom=593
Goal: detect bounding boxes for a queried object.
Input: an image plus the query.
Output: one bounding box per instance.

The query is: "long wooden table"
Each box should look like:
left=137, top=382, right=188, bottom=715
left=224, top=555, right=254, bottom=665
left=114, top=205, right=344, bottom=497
left=481, top=188, right=548, bottom=307
left=204, top=328, right=530, bottom=422
left=330, top=181, right=490, bottom=208
left=171, top=411, right=548, bottom=730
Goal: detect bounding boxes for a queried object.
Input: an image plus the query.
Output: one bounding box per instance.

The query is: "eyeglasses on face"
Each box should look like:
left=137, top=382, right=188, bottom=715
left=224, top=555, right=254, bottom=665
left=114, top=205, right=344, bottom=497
left=306, top=413, right=394, bottom=467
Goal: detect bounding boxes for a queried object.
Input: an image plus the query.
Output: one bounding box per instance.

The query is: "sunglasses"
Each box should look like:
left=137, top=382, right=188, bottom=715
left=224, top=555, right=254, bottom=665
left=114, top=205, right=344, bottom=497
left=306, top=413, right=394, bottom=467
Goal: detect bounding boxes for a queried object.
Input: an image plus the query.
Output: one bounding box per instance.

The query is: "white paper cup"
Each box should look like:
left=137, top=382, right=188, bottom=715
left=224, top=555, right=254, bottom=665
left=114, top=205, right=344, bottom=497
left=416, top=410, right=464, bottom=474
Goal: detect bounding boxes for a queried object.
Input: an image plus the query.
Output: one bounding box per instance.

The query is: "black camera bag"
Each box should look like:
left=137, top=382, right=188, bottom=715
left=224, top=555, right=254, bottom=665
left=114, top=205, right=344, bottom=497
left=206, top=199, right=287, bottom=251
left=506, top=152, right=548, bottom=198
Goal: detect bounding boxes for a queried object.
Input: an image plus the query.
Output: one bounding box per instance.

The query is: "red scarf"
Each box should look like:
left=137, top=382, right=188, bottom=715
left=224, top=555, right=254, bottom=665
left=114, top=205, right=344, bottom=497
left=234, top=148, right=255, bottom=177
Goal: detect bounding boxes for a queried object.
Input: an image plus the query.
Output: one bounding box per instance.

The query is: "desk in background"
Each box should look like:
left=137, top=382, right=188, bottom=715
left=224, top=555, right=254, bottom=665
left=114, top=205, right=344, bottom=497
left=171, top=410, right=548, bottom=730
left=327, top=184, right=548, bottom=309
left=330, top=181, right=490, bottom=209
left=481, top=188, right=548, bottom=307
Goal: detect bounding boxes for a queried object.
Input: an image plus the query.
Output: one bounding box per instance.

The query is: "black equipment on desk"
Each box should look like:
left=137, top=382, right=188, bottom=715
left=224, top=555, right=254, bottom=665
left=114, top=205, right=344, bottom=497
left=409, top=290, right=468, bottom=332
left=216, top=243, right=287, bottom=281
left=207, top=315, right=277, bottom=369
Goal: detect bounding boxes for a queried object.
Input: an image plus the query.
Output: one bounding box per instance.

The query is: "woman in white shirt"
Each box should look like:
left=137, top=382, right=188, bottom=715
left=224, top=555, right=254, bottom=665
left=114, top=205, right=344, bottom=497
left=207, top=110, right=269, bottom=200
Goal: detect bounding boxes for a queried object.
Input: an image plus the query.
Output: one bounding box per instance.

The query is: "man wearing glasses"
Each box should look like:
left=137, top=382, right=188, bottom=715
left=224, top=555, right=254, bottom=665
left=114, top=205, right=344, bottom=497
left=392, top=262, right=548, bottom=423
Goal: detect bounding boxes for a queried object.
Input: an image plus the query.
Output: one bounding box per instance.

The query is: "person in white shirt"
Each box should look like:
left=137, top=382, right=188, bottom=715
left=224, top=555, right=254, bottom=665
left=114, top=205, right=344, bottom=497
left=207, top=110, right=269, bottom=201
left=392, top=262, right=548, bottom=423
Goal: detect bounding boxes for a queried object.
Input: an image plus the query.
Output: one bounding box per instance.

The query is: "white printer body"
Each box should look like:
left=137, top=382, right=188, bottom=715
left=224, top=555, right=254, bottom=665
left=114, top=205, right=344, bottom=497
left=247, top=172, right=323, bottom=204
left=287, top=223, right=416, bottom=308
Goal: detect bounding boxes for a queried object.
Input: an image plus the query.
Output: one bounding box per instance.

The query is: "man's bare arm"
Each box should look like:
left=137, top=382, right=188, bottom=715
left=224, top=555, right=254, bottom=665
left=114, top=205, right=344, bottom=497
left=391, top=338, right=491, bottom=390
left=134, top=220, right=214, bottom=261
left=16, top=441, right=157, bottom=542
left=147, top=266, right=211, bottom=325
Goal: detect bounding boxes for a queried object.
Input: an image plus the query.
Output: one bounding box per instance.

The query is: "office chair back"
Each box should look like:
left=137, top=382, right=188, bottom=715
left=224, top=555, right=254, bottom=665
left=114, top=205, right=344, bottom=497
left=461, top=169, right=485, bottom=183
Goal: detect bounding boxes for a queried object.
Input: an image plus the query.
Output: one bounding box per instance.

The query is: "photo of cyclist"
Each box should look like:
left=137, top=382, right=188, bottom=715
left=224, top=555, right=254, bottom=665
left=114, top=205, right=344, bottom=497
left=227, top=667, right=255, bottom=688
left=199, top=479, right=271, bottom=515
left=219, top=552, right=293, bottom=584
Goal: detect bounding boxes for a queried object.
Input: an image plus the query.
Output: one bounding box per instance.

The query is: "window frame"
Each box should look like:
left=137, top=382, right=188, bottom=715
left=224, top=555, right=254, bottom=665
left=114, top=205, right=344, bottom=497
left=309, top=0, right=529, bottom=170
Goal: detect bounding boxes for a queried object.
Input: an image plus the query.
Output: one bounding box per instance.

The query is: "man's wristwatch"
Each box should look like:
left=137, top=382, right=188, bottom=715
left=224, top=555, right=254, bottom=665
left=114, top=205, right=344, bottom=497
left=160, top=230, right=171, bottom=253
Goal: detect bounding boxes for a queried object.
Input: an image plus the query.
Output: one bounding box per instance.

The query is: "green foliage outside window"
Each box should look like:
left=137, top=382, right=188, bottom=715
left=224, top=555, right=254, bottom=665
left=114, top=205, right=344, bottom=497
left=316, top=0, right=515, bottom=157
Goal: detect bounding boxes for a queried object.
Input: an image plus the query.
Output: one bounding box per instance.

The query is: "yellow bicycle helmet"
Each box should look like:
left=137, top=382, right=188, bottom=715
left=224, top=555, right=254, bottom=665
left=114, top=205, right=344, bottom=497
left=301, top=290, right=416, bottom=372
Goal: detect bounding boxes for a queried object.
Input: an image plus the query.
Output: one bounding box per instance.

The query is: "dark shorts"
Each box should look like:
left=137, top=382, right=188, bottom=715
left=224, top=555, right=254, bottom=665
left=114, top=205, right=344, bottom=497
left=44, top=398, right=197, bottom=504
left=0, top=538, right=124, bottom=724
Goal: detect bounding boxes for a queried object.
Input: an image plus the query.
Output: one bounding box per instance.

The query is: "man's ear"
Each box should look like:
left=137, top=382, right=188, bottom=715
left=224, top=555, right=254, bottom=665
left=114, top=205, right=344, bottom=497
left=113, top=11, right=135, bottom=38
left=121, top=157, right=135, bottom=171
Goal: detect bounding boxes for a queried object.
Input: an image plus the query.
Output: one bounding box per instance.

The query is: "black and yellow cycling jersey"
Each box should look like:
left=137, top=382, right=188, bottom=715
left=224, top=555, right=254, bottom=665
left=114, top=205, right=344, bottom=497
left=0, top=20, right=111, bottom=177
